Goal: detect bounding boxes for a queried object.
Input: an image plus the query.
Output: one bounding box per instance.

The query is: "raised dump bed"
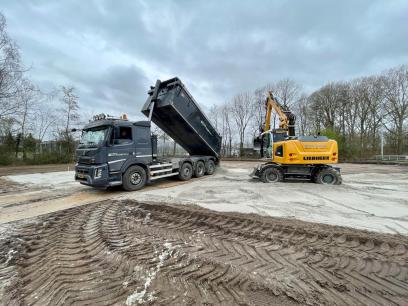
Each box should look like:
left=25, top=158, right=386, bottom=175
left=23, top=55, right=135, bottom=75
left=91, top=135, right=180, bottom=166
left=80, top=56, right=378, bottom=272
left=142, top=77, right=222, bottom=158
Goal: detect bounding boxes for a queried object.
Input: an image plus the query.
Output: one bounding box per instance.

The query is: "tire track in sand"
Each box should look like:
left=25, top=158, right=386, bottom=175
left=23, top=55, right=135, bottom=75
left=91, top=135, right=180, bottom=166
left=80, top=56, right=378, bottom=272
left=1, top=199, right=408, bottom=305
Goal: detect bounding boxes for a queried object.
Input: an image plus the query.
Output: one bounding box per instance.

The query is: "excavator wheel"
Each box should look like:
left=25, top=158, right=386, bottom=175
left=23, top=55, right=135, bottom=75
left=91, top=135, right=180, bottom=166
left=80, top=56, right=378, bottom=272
left=315, top=168, right=342, bottom=185
left=261, top=167, right=283, bottom=183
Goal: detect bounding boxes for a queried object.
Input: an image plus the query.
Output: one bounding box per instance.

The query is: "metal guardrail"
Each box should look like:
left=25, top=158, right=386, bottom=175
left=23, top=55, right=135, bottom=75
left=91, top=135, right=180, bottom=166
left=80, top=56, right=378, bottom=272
left=375, top=155, right=408, bottom=161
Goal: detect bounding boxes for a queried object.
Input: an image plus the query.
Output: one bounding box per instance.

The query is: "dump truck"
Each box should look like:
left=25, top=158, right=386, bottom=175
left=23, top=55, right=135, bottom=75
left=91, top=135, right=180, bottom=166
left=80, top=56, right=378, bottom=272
left=74, top=77, right=222, bottom=191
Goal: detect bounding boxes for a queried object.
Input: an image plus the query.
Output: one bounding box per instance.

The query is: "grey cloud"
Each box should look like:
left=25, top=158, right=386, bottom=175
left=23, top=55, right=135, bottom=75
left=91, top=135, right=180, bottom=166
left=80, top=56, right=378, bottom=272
left=2, top=0, right=408, bottom=117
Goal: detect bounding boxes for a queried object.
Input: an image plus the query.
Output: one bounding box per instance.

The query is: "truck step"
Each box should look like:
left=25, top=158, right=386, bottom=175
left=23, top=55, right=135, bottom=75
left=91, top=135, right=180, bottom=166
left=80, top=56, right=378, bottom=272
left=150, top=168, right=174, bottom=174
left=150, top=172, right=179, bottom=180
left=149, top=163, right=173, bottom=169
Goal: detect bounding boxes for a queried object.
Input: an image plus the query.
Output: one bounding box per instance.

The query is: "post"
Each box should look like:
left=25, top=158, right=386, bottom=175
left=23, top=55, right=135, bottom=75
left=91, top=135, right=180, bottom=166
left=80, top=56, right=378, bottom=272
left=148, top=101, right=155, bottom=122
left=381, top=131, right=384, bottom=160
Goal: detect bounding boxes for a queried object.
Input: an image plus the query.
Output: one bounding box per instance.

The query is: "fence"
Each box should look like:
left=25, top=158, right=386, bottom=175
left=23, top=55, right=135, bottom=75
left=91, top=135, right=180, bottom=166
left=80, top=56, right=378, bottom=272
left=375, top=155, right=408, bottom=161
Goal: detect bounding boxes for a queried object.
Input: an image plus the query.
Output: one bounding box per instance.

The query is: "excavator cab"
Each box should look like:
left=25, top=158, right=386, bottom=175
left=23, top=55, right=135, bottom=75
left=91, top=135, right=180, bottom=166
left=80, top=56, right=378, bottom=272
left=254, top=128, right=287, bottom=159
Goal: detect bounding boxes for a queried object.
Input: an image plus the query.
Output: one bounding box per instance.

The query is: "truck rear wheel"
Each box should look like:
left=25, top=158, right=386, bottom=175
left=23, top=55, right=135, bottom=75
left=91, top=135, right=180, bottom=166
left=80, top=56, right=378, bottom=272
left=194, top=161, right=205, bottom=178
left=315, top=168, right=342, bottom=185
left=178, top=162, right=193, bottom=181
left=205, top=160, right=215, bottom=175
left=123, top=165, right=147, bottom=191
left=261, top=167, right=283, bottom=183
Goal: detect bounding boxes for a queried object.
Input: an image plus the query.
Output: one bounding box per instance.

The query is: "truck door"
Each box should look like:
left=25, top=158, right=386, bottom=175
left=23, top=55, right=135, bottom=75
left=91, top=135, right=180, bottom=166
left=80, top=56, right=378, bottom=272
left=134, top=126, right=153, bottom=162
left=107, top=126, right=134, bottom=173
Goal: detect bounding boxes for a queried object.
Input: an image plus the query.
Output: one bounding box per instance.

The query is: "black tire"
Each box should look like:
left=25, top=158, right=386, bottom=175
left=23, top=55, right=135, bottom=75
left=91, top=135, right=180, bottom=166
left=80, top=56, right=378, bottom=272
left=315, top=168, right=342, bottom=185
left=205, top=160, right=216, bottom=175
left=178, top=162, right=193, bottom=181
left=122, top=165, right=147, bottom=191
left=194, top=161, right=205, bottom=178
left=261, top=167, right=283, bottom=183
left=311, top=170, right=319, bottom=183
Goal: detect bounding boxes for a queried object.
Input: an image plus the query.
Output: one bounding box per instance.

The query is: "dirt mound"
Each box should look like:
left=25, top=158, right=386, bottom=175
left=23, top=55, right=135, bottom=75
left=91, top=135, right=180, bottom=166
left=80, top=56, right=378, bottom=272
left=1, top=200, right=407, bottom=305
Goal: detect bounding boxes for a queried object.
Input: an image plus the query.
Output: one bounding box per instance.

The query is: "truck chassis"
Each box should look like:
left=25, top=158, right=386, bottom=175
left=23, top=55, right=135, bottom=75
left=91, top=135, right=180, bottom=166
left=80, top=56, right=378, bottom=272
left=75, top=156, right=217, bottom=190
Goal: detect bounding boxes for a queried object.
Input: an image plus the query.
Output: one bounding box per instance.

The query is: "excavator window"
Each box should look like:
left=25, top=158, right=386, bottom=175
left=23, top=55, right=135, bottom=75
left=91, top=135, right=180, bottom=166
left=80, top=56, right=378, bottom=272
left=275, top=145, right=283, bottom=157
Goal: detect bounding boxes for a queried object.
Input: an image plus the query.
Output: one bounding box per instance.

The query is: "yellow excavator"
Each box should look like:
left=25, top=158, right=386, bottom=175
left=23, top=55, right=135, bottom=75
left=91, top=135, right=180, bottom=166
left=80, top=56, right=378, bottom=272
left=250, top=91, right=342, bottom=184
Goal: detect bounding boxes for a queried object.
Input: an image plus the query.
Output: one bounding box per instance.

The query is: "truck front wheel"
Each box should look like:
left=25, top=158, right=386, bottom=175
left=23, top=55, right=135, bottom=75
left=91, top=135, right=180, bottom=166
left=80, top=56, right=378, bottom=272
left=123, top=165, right=147, bottom=191
left=178, top=163, right=193, bottom=181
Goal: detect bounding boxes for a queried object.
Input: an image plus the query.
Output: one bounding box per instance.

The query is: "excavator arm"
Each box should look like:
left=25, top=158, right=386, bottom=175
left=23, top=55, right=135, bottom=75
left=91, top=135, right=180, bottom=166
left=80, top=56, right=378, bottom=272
left=263, top=91, right=296, bottom=136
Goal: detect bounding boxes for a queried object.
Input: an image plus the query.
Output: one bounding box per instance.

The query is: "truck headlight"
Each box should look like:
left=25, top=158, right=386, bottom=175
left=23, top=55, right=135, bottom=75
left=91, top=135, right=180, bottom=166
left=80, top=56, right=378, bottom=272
left=94, top=167, right=103, bottom=179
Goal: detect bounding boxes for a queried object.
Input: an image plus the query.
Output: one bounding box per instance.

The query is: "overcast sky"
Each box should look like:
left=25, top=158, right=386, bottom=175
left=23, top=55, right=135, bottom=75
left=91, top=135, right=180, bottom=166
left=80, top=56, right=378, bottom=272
left=2, top=0, right=408, bottom=120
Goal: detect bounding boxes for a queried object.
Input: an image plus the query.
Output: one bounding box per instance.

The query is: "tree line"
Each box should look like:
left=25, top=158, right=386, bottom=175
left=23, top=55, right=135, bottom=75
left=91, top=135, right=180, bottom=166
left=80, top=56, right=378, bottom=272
left=0, top=13, right=81, bottom=165
left=209, top=66, right=408, bottom=160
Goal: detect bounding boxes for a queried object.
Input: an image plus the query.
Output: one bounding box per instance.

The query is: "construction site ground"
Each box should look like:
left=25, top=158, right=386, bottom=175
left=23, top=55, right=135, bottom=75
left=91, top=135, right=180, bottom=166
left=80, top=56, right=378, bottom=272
left=0, top=161, right=407, bottom=305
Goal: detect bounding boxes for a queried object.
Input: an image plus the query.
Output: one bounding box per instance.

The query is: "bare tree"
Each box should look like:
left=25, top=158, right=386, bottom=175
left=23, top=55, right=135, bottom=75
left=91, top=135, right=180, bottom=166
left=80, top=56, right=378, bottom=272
left=252, top=87, right=266, bottom=137
left=309, top=82, right=342, bottom=131
left=382, top=65, right=408, bottom=154
left=221, top=104, right=233, bottom=157
left=208, top=105, right=220, bottom=131
left=15, top=79, right=36, bottom=157
left=273, top=79, right=302, bottom=108
left=230, top=92, right=254, bottom=156
left=0, top=12, right=24, bottom=121
left=35, top=90, right=59, bottom=144
left=294, top=93, right=309, bottom=135
left=60, top=86, right=79, bottom=134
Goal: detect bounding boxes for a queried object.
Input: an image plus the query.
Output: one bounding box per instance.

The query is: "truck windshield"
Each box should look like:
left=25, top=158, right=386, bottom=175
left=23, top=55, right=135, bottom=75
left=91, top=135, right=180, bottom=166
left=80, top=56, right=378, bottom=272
left=80, top=126, right=109, bottom=147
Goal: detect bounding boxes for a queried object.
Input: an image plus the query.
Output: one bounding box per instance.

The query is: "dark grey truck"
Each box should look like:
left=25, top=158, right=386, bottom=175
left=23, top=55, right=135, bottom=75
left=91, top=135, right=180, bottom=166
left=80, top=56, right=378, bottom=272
left=75, top=77, right=222, bottom=191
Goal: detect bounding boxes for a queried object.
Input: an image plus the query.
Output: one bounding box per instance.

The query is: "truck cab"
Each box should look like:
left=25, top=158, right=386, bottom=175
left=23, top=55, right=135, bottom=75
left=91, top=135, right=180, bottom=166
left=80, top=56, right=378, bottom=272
left=75, top=116, right=154, bottom=189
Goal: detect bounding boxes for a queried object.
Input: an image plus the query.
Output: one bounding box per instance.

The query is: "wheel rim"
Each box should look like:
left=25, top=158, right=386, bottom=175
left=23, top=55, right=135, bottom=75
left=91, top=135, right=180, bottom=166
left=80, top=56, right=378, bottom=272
left=322, top=174, right=335, bottom=184
left=267, top=171, right=278, bottom=182
left=130, top=172, right=142, bottom=185
left=184, top=167, right=190, bottom=176
left=198, top=164, right=204, bottom=174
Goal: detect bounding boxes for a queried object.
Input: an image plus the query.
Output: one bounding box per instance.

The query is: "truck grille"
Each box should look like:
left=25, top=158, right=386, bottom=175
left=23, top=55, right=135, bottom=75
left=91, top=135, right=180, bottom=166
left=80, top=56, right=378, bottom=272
left=76, top=168, right=90, bottom=175
left=78, top=156, right=92, bottom=164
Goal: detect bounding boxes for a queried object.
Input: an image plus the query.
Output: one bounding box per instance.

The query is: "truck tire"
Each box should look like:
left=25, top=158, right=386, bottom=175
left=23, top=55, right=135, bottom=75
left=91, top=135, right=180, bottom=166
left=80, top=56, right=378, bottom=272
left=194, top=161, right=205, bottom=178
left=122, top=165, right=147, bottom=191
left=261, top=167, right=283, bottom=183
left=205, top=160, right=215, bottom=175
left=178, top=162, right=193, bottom=181
left=315, top=168, right=342, bottom=185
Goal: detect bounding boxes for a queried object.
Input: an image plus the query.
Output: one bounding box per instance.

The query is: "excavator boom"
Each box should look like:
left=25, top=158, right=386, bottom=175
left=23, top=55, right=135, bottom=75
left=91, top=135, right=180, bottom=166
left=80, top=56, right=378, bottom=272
left=263, top=92, right=296, bottom=136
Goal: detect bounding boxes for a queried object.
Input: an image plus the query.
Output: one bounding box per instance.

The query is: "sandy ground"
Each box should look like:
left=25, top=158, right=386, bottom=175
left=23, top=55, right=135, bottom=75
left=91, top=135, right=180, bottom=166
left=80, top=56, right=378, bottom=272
left=0, top=164, right=74, bottom=176
left=1, top=199, right=407, bottom=305
left=1, top=162, right=408, bottom=305
left=2, top=162, right=407, bottom=235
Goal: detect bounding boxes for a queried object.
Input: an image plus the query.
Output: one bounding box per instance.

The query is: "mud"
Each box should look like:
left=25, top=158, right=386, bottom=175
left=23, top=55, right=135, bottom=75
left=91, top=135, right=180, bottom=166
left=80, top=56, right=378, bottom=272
left=0, top=164, right=74, bottom=177
left=0, top=178, right=32, bottom=194
left=1, top=199, right=407, bottom=305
